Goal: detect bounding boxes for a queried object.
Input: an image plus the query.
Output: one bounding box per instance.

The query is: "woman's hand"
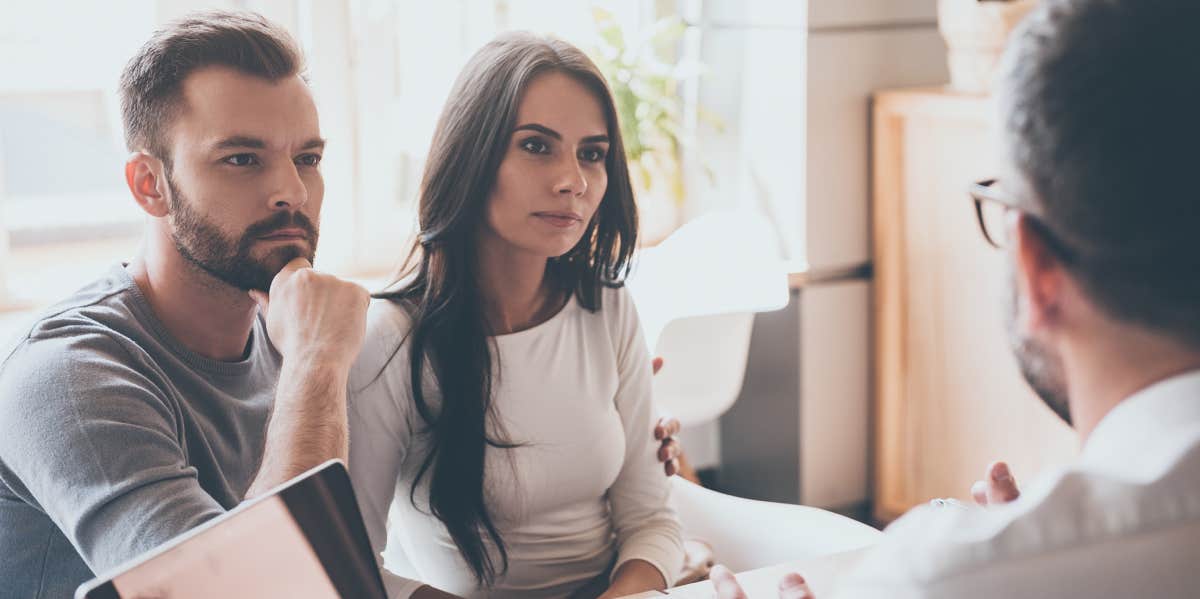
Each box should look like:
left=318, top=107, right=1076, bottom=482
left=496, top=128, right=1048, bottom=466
left=597, top=559, right=668, bottom=598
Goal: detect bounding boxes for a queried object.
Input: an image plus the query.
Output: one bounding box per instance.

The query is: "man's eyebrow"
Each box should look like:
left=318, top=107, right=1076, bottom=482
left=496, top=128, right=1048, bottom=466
left=207, top=136, right=326, bottom=151
left=210, top=136, right=266, bottom=151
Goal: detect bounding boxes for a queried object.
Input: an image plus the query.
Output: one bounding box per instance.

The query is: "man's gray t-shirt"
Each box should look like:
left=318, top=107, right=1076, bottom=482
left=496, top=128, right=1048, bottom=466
left=0, top=264, right=281, bottom=599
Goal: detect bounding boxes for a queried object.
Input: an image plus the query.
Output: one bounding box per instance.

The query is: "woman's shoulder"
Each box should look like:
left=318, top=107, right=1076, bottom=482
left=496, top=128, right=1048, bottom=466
left=597, top=283, right=638, bottom=328
left=580, top=284, right=643, bottom=358
left=599, top=282, right=632, bottom=303
left=349, top=297, right=416, bottom=394
left=367, top=295, right=414, bottom=330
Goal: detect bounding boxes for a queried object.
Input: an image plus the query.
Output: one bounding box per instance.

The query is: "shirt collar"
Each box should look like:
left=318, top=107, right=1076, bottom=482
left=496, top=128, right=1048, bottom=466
left=1078, top=369, right=1200, bottom=478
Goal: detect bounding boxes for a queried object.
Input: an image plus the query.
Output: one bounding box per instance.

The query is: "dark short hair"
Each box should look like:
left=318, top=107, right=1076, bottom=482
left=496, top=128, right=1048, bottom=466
left=118, top=10, right=303, bottom=165
left=998, top=0, right=1200, bottom=348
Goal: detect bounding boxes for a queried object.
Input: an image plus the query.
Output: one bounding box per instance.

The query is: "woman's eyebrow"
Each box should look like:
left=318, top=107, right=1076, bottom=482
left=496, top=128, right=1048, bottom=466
left=513, top=123, right=560, bottom=139
left=513, top=124, right=609, bottom=144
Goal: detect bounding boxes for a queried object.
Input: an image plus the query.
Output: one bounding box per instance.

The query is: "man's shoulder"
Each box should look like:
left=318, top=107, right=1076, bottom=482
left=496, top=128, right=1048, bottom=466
left=0, top=273, right=185, bottom=494
left=5, top=264, right=143, bottom=354
left=0, top=267, right=162, bottom=409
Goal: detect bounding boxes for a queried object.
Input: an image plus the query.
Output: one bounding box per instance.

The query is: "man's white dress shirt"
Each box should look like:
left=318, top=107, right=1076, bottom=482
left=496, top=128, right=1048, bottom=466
left=836, top=370, right=1200, bottom=598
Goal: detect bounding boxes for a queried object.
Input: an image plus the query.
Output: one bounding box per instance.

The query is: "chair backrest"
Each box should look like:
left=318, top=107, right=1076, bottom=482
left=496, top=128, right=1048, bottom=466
left=628, top=211, right=789, bottom=349
left=651, top=312, right=755, bottom=426
left=628, top=211, right=789, bottom=426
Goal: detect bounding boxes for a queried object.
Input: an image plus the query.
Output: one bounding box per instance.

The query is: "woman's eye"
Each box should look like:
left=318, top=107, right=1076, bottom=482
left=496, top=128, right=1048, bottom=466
left=579, top=148, right=607, bottom=163
left=520, top=138, right=550, bottom=154
left=223, top=154, right=259, bottom=167
left=295, top=153, right=322, bottom=167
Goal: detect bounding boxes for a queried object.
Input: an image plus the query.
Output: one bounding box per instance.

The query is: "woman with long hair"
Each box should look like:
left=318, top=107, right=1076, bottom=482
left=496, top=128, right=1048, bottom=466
left=347, top=33, right=684, bottom=598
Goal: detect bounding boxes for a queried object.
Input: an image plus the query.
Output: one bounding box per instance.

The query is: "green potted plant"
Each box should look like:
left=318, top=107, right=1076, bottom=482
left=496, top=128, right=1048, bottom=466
left=589, top=7, right=716, bottom=245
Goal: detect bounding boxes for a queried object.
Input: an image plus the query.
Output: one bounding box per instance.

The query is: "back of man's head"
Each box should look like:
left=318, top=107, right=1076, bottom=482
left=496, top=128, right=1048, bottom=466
left=119, top=10, right=303, bottom=169
left=998, top=0, right=1200, bottom=349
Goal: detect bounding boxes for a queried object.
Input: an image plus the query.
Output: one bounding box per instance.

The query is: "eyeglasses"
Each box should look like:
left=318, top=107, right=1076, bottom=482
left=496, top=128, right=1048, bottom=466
left=969, top=179, right=1014, bottom=249
left=969, top=178, right=1078, bottom=263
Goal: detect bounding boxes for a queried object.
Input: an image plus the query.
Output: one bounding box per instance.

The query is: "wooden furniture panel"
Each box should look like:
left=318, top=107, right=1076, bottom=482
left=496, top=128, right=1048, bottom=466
left=871, top=88, right=1077, bottom=522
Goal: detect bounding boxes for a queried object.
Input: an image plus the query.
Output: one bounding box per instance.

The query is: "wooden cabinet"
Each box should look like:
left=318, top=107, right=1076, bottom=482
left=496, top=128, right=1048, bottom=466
left=871, top=87, right=1077, bottom=522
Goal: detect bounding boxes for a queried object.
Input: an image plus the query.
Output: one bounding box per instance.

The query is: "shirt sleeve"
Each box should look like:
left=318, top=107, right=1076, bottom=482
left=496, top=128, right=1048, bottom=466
left=0, top=332, right=227, bottom=574
left=347, top=301, right=426, bottom=599
left=831, top=501, right=1017, bottom=599
left=828, top=506, right=940, bottom=599
left=605, top=287, right=686, bottom=586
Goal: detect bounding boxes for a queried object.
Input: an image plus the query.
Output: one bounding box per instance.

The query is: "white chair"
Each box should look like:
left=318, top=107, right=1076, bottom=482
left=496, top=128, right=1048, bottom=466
left=630, top=214, right=880, bottom=575
left=380, top=478, right=883, bottom=583
left=670, top=476, right=881, bottom=573
left=626, top=211, right=790, bottom=428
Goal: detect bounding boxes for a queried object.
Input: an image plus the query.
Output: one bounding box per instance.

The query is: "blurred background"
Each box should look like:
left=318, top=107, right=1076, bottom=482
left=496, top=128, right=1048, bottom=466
left=0, top=0, right=1073, bottom=527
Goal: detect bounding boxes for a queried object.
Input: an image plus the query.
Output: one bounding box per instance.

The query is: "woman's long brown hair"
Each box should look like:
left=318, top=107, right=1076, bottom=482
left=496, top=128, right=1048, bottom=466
left=375, top=32, right=639, bottom=587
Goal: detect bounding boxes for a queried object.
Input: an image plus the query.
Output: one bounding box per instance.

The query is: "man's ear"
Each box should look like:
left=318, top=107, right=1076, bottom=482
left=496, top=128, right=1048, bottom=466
left=1011, top=212, right=1065, bottom=333
left=125, top=152, right=170, bottom=218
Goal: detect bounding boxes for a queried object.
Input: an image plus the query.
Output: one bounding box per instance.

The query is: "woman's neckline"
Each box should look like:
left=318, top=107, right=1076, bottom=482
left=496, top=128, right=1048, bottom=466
left=489, top=290, right=577, bottom=340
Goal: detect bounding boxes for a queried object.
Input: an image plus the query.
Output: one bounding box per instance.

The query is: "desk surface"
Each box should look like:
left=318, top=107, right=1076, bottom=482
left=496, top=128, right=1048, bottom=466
left=621, top=548, right=869, bottom=598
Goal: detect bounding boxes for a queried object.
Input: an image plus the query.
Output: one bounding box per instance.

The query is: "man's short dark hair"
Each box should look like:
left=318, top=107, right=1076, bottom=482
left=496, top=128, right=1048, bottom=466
left=119, top=10, right=303, bottom=166
left=999, top=0, right=1200, bottom=348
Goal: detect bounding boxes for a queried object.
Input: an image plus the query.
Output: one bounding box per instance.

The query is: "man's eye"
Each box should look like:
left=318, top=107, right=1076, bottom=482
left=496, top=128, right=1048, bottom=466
left=295, top=153, right=322, bottom=167
left=520, top=139, right=550, bottom=154
left=223, top=154, right=258, bottom=167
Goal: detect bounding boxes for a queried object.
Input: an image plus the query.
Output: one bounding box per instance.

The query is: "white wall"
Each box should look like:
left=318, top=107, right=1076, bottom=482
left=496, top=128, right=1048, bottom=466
left=683, top=0, right=946, bottom=269
left=798, top=280, right=872, bottom=508
left=708, top=0, right=948, bottom=510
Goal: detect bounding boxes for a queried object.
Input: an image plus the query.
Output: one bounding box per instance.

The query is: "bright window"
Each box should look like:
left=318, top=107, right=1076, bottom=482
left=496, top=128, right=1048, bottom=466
left=0, top=0, right=784, bottom=323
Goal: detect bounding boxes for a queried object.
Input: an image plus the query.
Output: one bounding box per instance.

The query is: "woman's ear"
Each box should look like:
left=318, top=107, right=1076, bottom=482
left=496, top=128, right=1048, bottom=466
left=125, top=152, right=170, bottom=218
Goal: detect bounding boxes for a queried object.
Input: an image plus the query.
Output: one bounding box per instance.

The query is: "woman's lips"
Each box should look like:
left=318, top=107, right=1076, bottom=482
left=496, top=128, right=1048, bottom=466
left=533, top=212, right=583, bottom=228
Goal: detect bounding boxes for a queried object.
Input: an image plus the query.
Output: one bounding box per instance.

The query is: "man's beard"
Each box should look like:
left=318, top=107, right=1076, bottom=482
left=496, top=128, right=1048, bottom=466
left=167, top=176, right=318, bottom=292
left=1004, top=259, right=1073, bottom=426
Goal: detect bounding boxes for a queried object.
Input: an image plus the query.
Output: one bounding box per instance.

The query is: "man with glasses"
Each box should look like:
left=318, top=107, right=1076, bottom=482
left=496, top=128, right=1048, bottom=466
left=715, top=0, right=1200, bottom=597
